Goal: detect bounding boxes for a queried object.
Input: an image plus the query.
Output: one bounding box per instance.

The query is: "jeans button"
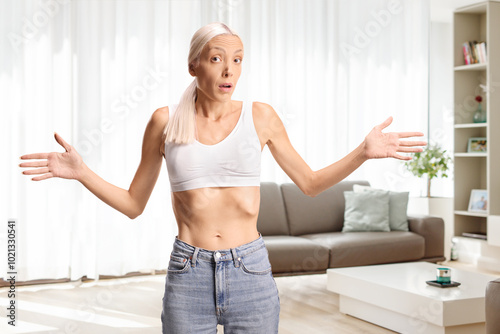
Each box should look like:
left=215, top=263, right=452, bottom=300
left=215, top=252, right=221, bottom=258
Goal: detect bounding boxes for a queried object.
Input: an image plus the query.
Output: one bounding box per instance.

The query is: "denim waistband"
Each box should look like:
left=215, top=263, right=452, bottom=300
left=172, top=234, right=266, bottom=264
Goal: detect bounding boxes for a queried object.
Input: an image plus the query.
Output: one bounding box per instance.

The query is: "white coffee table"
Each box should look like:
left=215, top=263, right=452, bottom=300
left=327, top=262, right=496, bottom=334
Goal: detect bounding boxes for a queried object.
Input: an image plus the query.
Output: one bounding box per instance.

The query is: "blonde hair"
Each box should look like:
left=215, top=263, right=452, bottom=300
left=164, top=23, right=240, bottom=144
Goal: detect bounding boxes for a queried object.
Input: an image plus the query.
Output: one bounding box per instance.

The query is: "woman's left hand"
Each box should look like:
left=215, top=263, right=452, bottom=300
left=363, top=116, right=426, bottom=161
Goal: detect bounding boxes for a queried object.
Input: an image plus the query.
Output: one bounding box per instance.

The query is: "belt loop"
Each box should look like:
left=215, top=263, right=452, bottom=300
left=231, top=248, right=240, bottom=268
left=191, top=247, right=200, bottom=268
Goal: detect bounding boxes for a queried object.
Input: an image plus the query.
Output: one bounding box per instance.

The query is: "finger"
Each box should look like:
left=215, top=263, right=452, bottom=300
left=20, top=153, right=49, bottom=160
left=376, top=116, right=393, bottom=130
left=32, top=173, right=53, bottom=181
left=54, top=132, right=71, bottom=152
left=397, top=147, right=424, bottom=153
left=399, top=140, right=428, bottom=147
left=393, top=153, right=412, bottom=161
left=22, top=167, right=50, bottom=175
left=19, top=161, right=48, bottom=168
left=397, top=132, right=425, bottom=138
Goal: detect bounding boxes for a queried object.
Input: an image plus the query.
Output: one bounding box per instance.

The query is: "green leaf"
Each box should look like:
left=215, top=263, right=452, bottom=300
left=403, top=144, right=452, bottom=180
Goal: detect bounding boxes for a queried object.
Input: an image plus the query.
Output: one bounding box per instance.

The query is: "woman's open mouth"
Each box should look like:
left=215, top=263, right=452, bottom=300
left=218, top=83, right=233, bottom=92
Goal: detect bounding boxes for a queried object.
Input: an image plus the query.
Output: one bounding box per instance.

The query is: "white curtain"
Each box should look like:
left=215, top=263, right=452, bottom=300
left=1, top=0, right=429, bottom=282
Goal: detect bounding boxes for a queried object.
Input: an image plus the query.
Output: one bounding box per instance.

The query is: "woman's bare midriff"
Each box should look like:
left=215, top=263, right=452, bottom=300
left=171, top=185, right=261, bottom=251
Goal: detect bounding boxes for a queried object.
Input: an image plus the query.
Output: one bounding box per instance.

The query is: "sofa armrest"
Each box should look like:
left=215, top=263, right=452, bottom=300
left=486, top=279, right=500, bottom=334
left=407, top=215, right=444, bottom=259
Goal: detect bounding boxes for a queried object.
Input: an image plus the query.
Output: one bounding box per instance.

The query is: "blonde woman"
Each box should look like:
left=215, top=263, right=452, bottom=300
left=20, top=22, right=425, bottom=333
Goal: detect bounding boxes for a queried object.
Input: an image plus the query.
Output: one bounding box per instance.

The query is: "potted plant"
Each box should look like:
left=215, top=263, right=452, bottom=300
left=405, top=144, right=454, bottom=260
left=404, top=144, right=452, bottom=198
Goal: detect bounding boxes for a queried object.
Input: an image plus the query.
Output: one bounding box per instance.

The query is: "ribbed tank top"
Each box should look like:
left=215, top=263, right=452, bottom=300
left=165, top=101, right=262, bottom=192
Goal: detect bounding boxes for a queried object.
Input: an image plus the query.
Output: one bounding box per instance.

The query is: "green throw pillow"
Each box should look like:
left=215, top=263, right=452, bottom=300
left=353, top=184, right=409, bottom=231
left=342, top=191, right=390, bottom=232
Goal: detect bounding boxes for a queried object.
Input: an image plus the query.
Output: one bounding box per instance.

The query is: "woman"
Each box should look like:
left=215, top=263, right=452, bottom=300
left=20, top=22, right=425, bottom=333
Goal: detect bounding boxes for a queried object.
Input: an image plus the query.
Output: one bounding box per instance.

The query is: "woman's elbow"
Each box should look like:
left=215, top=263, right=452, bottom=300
left=307, top=191, right=317, bottom=198
left=304, top=188, right=318, bottom=198
left=303, top=173, right=317, bottom=197
left=126, top=206, right=144, bottom=220
left=127, top=212, right=140, bottom=220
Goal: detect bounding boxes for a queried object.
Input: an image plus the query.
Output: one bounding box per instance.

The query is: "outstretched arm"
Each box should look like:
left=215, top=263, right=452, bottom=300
left=256, top=103, right=426, bottom=197
left=309, top=116, right=425, bottom=196
left=19, top=108, right=169, bottom=219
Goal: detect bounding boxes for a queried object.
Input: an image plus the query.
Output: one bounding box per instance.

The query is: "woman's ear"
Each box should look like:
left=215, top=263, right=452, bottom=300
left=189, top=64, right=196, bottom=77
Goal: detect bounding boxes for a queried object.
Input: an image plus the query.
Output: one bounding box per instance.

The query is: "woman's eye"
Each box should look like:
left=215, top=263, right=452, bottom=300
left=211, top=56, right=221, bottom=62
left=234, top=58, right=242, bottom=64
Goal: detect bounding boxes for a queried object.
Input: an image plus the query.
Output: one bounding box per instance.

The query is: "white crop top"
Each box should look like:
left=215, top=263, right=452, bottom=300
left=164, top=101, right=262, bottom=192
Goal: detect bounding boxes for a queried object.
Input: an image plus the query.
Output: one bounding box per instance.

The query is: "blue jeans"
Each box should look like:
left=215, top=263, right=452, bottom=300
left=161, top=235, right=280, bottom=333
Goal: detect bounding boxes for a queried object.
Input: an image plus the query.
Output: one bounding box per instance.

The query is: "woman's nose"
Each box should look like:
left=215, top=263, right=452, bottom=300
left=223, top=63, right=233, bottom=77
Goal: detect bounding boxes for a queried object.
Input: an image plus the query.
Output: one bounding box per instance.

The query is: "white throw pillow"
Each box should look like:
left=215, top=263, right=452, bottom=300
left=342, top=191, right=391, bottom=232
left=353, top=184, right=409, bottom=231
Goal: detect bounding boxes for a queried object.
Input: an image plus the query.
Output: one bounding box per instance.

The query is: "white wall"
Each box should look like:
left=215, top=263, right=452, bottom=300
left=428, top=21, right=454, bottom=197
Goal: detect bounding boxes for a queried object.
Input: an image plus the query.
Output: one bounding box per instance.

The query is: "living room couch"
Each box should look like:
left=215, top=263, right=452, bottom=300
left=486, top=278, right=500, bottom=334
left=257, top=181, right=446, bottom=275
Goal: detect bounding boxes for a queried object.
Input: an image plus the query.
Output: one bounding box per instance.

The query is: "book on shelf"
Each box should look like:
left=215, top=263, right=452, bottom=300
left=462, top=232, right=487, bottom=240
left=462, top=41, right=487, bottom=65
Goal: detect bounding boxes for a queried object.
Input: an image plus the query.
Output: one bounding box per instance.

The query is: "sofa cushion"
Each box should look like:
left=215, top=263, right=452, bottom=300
left=486, top=279, right=500, bottom=334
left=353, top=184, right=409, bottom=231
left=408, top=215, right=444, bottom=259
left=302, top=231, right=425, bottom=268
left=262, top=236, right=330, bottom=273
left=257, top=182, right=290, bottom=236
left=342, top=191, right=391, bottom=232
left=281, top=181, right=370, bottom=236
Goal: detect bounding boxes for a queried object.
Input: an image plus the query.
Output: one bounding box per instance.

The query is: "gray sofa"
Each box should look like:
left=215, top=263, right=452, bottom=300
left=257, top=181, right=446, bottom=275
left=486, top=278, right=500, bottom=334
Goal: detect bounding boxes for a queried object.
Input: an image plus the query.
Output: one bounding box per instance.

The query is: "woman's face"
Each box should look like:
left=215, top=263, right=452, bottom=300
left=190, top=35, right=244, bottom=103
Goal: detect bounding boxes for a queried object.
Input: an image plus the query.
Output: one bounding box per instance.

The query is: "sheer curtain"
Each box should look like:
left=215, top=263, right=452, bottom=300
left=2, top=0, right=429, bottom=282
left=234, top=0, right=429, bottom=193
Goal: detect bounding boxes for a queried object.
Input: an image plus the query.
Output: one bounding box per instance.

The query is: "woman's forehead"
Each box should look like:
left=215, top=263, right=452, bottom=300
left=204, top=35, right=243, bottom=54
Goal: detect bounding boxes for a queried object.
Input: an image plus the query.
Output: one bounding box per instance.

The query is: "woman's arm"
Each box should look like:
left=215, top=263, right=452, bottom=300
left=20, top=107, right=169, bottom=219
left=254, top=102, right=425, bottom=197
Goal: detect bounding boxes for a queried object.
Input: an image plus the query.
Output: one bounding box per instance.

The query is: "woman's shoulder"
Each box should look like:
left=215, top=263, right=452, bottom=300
left=149, top=107, right=170, bottom=157
left=251, top=101, right=272, bottom=111
left=154, top=105, right=170, bottom=116
left=251, top=101, right=279, bottom=122
left=151, top=106, right=170, bottom=126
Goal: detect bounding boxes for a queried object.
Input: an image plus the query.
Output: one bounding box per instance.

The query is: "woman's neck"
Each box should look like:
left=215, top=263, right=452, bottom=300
left=195, top=95, right=234, bottom=121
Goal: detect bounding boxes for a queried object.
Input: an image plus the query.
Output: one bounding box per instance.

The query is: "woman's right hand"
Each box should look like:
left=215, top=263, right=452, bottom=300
left=20, top=132, right=84, bottom=181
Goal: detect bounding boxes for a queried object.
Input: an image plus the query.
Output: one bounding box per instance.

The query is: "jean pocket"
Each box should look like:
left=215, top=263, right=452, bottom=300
left=240, top=249, right=272, bottom=275
left=167, top=255, right=191, bottom=274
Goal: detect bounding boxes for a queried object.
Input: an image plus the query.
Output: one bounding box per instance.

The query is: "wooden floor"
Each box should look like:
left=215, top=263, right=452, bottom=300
left=0, top=274, right=395, bottom=333
left=273, top=274, right=394, bottom=334
left=0, top=261, right=497, bottom=333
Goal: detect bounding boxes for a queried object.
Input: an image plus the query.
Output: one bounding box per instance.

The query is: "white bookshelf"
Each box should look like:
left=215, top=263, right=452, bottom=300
left=454, top=122, right=487, bottom=128
left=453, top=1, right=500, bottom=267
left=454, top=63, right=488, bottom=71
